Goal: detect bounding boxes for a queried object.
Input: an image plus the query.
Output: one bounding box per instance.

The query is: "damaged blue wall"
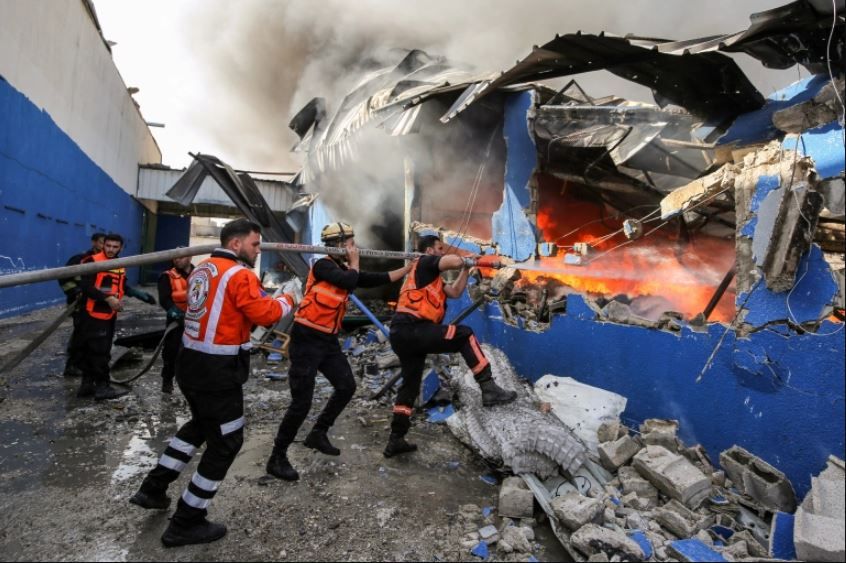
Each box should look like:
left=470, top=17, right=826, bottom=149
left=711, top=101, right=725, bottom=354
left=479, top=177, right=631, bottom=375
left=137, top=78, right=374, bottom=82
left=492, top=91, right=536, bottom=262
left=461, top=291, right=844, bottom=497
left=0, top=77, right=144, bottom=318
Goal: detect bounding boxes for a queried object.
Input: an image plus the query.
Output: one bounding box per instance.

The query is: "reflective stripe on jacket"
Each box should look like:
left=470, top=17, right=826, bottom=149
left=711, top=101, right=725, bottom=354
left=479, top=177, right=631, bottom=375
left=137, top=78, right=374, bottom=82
left=182, top=253, right=293, bottom=356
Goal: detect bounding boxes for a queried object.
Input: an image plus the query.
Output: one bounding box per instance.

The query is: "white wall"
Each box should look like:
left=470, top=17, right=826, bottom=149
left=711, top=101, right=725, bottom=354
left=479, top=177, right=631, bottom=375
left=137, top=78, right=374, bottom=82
left=0, top=0, right=161, bottom=192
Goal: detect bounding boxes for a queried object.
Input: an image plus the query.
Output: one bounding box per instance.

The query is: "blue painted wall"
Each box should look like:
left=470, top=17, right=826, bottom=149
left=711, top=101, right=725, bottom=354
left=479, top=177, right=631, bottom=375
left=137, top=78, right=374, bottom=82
left=460, top=292, right=844, bottom=497
left=0, top=77, right=145, bottom=318
left=148, top=214, right=191, bottom=280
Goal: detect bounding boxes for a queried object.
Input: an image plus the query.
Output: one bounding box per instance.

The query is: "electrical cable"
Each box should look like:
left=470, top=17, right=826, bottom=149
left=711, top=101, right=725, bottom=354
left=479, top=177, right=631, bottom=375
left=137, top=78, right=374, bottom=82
left=785, top=258, right=845, bottom=337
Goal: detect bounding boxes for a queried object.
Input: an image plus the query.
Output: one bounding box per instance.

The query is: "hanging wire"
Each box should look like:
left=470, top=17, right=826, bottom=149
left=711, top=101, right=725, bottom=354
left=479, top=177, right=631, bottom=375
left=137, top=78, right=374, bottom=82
left=826, top=0, right=846, bottom=143
left=785, top=258, right=845, bottom=337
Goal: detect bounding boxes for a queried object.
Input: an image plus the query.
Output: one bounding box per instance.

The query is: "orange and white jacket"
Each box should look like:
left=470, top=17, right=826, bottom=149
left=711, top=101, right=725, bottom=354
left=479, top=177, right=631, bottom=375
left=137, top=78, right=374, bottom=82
left=182, top=250, right=294, bottom=356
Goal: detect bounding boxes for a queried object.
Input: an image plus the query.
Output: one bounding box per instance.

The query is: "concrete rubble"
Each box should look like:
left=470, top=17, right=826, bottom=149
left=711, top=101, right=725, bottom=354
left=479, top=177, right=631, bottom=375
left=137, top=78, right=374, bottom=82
left=793, top=456, right=845, bottom=562
left=445, top=351, right=840, bottom=562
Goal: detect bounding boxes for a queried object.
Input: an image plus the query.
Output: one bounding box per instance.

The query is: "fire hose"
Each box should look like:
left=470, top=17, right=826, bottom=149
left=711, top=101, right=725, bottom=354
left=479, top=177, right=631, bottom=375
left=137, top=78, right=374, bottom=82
left=110, top=321, right=179, bottom=386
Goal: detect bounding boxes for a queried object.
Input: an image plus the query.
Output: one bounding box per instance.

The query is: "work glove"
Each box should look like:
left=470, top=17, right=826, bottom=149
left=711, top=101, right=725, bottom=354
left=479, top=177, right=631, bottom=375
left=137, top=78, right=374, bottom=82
left=140, top=292, right=157, bottom=305
left=475, top=255, right=502, bottom=269
left=274, top=279, right=303, bottom=308
left=166, top=306, right=185, bottom=322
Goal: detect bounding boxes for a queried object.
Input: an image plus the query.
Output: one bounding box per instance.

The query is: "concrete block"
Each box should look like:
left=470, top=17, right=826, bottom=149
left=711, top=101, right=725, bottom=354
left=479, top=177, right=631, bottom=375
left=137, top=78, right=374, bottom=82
left=500, top=526, right=532, bottom=553
left=794, top=506, right=846, bottom=562
left=550, top=491, right=604, bottom=531
left=619, top=466, right=659, bottom=500
left=811, top=475, right=845, bottom=519
left=719, top=445, right=796, bottom=512
left=633, top=446, right=712, bottom=508
left=597, top=419, right=623, bottom=443
left=498, top=477, right=534, bottom=519
left=640, top=419, right=680, bottom=451
left=570, top=523, right=644, bottom=561
left=654, top=499, right=710, bottom=538
left=729, top=529, right=768, bottom=558
left=598, top=435, right=642, bottom=471
left=667, top=539, right=727, bottom=562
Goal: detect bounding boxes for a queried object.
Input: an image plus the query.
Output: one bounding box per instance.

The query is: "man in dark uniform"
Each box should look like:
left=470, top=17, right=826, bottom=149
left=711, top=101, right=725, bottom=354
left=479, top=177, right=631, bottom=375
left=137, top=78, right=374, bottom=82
left=384, top=230, right=516, bottom=457
left=129, top=218, right=299, bottom=547
left=58, top=232, right=105, bottom=377
left=157, top=254, right=194, bottom=393
left=265, top=222, right=411, bottom=482
left=76, top=233, right=157, bottom=400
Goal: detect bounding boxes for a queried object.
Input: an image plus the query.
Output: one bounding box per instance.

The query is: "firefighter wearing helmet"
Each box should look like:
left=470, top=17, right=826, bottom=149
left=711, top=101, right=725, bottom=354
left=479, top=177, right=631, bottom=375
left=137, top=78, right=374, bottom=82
left=265, top=222, right=412, bottom=481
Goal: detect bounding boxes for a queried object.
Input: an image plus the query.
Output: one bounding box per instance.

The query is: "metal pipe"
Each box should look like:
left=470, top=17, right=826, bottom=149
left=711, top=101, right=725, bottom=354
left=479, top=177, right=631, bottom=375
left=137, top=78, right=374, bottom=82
left=702, top=262, right=736, bottom=320
left=349, top=294, right=390, bottom=338
left=0, top=243, right=423, bottom=290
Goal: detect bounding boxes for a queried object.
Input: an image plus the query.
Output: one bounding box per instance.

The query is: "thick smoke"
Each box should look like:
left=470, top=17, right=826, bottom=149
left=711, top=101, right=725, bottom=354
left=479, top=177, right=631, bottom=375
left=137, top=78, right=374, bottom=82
left=184, top=0, right=798, bottom=244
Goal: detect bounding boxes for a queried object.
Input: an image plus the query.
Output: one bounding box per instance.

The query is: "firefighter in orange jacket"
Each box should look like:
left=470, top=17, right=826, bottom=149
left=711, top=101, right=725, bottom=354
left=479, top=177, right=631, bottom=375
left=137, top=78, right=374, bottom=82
left=265, top=222, right=411, bottom=482
left=77, top=233, right=157, bottom=401
left=157, top=255, right=194, bottom=393
left=130, top=218, right=300, bottom=548
left=383, top=230, right=516, bottom=458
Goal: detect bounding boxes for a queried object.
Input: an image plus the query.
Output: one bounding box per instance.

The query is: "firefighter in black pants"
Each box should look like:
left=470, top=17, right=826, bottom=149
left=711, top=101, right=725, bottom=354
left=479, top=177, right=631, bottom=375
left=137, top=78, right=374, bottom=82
left=58, top=232, right=105, bottom=377
left=157, top=254, right=194, bottom=393
left=129, top=218, right=299, bottom=547
left=77, top=233, right=157, bottom=401
left=384, top=231, right=517, bottom=457
left=265, top=222, right=412, bottom=481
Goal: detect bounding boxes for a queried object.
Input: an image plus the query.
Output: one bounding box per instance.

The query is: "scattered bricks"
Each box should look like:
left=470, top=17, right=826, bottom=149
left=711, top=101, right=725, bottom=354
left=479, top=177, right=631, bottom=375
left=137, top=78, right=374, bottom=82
left=667, top=539, right=727, bottom=562
left=654, top=499, right=711, bottom=538
left=551, top=491, right=604, bottom=531
left=500, top=526, right=532, bottom=553
left=598, top=435, right=642, bottom=472
left=626, top=512, right=649, bottom=531
left=629, top=495, right=656, bottom=511
left=570, top=523, right=645, bottom=561
left=619, top=466, right=659, bottom=502
left=682, top=444, right=716, bottom=474
left=720, top=539, right=750, bottom=560
left=633, top=446, right=712, bottom=508
left=640, top=419, right=680, bottom=452
left=478, top=524, right=499, bottom=544
left=719, top=446, right=796, bottom=512
left=597, top=419, right=624, bottom=443
left=498, top=477, right=534, bottom=519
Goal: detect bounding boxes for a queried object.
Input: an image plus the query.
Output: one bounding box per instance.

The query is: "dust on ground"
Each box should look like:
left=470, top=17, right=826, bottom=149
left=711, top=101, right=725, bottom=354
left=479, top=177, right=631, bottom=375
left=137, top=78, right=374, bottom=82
left=0, top=295, right=568, bottom=561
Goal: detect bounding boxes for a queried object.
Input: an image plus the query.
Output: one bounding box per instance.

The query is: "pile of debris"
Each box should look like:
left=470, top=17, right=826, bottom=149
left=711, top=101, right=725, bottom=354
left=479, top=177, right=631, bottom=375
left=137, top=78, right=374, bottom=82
left=440, top=346, right=845, bottom=562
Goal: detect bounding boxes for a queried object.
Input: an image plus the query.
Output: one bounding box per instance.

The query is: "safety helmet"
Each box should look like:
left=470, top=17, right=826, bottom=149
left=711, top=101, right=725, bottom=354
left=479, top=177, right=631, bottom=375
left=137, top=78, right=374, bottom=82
left=321, top=222, right=355, bottom=243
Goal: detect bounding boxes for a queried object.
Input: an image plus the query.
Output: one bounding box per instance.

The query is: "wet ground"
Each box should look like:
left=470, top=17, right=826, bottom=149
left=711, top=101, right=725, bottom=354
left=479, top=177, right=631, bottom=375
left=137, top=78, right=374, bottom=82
left=0, top=294, right=568, bottom=561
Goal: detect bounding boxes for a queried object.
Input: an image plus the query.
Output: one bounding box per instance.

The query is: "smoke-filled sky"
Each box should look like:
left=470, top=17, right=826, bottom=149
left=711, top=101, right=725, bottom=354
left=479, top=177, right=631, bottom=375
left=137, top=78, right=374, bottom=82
left=95, top=0, right=805, bottom=171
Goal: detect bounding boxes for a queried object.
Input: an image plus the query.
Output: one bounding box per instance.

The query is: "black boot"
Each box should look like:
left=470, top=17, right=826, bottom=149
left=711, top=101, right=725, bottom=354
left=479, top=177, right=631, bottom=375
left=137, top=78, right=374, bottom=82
left=129, top=487, right=171, bottom=510
left=266, top=448, right=299, bottom=481
left=63, top=364, right=82, bottom=377
left=94, top=384, right=128, bottom=401
left=478, top=377, right=517, bottom=407
left=303, top=429, right=340, bottom=456
left=161, top=518, right=227, bottom=548
left=76, top=377, right=95, bottom=398
left=161, top=378, right=174, bottom=394
left=383, top=433, right=418, bottom=458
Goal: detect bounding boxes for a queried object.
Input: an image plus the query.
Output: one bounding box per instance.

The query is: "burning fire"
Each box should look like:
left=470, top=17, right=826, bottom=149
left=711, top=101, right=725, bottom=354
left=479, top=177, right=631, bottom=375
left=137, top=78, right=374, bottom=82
left=517, top=176, right=737, bottom=322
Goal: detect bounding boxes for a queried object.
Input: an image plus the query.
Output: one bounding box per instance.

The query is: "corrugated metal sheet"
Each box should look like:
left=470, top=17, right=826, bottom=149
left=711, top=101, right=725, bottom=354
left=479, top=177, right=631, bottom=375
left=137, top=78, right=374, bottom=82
left=137, top=166, right=297, bottom=212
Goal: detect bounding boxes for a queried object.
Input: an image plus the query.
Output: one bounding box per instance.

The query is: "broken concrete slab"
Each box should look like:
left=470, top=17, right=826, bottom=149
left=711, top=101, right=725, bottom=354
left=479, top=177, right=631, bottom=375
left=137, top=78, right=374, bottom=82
left=660, top=164, right=738, bottom=220
left=478, top=524, right=499, bottom=544
left=640, top=418, right=680, bottom=452
left=499, top=476, right=535, bottom=519
left=598, top=435, right=642, bottom=472
left=719, top=445, right=796, bottom=512
left=550, top=491, right=604, bottom=531
left=618, top=466, right=659, bottom=501
left=597, top=419, right=626, bottom=444
left=654, top=499, right=711, bottom=538
left=811, top=475, right=845, bottom=519
left=500, top=526, right=532, bottom=553
left=794, top=506, right=845, bottom=562
left=570, top=523, right=644, bottom=561
left=633, top=445, right=712, bottom=508
left=772, top=76, right=845, bottom=134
